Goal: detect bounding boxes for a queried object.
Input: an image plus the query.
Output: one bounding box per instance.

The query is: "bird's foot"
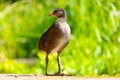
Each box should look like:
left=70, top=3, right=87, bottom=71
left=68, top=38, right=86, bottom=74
left=45, top=72, right=74, bottom=76
left=45, top=74, right=53, bottom=76
left=53, top=72, right=64, bottom=76
left=54, top=72, right=73, bottom=76
left=45, top=73, right=62, bottom=76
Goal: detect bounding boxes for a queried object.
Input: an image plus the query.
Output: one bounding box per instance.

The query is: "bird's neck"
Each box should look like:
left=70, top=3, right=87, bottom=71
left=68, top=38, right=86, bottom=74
left=57, top=17, right=66, bottom=22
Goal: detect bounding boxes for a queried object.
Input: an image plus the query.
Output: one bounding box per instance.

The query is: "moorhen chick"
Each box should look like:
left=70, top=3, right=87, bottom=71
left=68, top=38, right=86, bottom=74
left=38, top=8, right=71, bottom=76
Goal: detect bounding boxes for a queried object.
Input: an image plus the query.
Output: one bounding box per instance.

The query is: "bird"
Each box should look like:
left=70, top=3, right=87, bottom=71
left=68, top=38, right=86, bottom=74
left=38, top=8, right=71, bottom=76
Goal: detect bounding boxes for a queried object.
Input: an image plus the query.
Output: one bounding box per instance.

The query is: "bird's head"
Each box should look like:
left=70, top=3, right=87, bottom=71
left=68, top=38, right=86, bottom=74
left=49, top=8, right=66, bottom=18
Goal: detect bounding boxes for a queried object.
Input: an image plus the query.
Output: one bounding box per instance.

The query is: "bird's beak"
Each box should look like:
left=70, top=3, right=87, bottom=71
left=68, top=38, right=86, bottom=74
left=49, top=13, right=55, bottom=16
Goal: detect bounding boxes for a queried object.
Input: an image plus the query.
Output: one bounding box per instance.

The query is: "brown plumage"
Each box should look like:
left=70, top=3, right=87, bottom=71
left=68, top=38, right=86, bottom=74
left=38, top=8, right=71, bottom=75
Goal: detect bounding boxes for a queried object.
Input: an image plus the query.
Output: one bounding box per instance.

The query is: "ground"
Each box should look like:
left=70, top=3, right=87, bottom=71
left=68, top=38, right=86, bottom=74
left=0, top=74, right=120, bottom=80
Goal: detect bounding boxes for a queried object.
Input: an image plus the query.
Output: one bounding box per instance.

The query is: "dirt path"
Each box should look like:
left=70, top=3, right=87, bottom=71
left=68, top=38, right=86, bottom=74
left=0, top=74, right=120, bottom=80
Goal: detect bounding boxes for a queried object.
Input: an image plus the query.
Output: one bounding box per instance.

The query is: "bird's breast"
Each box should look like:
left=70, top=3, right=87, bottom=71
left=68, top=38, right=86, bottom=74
left=58, top=22, right=71, bottom=39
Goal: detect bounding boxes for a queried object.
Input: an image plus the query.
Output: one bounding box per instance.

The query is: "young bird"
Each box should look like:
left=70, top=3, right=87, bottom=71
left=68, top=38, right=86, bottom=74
left=38, top=8, right=71, bottom=76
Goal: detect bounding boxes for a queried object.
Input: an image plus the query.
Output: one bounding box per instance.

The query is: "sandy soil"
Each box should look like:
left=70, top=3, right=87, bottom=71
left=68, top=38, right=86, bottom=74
left=0, top=74, right=120, bottom=80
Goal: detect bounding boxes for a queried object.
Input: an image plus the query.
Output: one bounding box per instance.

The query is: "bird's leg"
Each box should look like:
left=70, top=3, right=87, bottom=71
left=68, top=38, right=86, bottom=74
left=57, top=53, right=61, bottom=74
left=45, top=54, right=49, bottom=75
left=54, top=52, right=73, bottom=76
left=54, top=52, right=64, bottom=76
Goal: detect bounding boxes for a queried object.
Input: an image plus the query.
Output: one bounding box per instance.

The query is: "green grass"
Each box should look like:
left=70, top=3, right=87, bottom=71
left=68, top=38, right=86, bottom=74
left=0, top=0, right=120, bottom=76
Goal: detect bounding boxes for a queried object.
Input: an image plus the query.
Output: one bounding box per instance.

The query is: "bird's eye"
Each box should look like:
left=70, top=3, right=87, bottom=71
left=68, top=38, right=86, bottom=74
left=53, top=10, right=58, bottom=14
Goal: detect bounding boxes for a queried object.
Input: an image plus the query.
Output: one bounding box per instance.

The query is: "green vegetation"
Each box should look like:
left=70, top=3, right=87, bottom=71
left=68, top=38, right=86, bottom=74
left=0, top=0, right=120, bottom=76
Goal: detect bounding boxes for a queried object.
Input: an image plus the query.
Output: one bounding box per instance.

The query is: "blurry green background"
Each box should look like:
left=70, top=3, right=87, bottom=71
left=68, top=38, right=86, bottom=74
left=0, top=0, right=120, bottom=76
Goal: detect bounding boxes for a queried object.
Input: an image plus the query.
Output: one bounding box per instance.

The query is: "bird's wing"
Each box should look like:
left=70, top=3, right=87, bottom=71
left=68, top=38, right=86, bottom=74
left=38, top=22, right=59, bottom=52
left=40, top=22, right=59, bottom=41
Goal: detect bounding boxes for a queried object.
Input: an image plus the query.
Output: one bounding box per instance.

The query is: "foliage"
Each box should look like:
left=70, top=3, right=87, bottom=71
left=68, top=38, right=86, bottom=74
left=0, top=0, right=120, bottom=76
